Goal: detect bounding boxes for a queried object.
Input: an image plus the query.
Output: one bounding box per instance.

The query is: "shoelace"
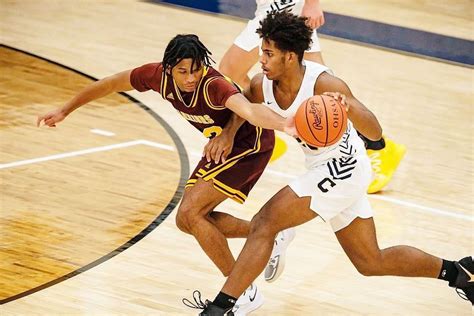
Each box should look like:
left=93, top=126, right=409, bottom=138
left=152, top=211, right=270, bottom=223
left=182, top=290, right=208, bottom=309
left=267, top=256, right=278, bottom=268
left=455, top=288, right=468, bottom=301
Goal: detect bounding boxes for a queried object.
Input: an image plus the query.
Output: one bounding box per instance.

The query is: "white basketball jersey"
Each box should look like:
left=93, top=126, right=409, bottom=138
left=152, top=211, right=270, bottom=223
left=255, top=0, right=304, bottom=18
left=262, top=61, right=366, bottom=169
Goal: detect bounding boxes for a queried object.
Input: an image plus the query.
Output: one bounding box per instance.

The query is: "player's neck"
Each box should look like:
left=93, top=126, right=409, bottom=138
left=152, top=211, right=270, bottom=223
left=274, top=63, right=305, bottom=95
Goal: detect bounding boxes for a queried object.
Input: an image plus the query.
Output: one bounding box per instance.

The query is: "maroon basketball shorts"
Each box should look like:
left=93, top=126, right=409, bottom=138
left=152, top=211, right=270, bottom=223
left=186, top=127, right=275, bottom=203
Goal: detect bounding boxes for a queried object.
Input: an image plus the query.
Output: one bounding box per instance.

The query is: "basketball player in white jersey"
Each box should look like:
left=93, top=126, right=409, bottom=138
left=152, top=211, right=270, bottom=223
left=219, top=0, right=406, bottom=196
left=195, top=11, right=473, bottom=314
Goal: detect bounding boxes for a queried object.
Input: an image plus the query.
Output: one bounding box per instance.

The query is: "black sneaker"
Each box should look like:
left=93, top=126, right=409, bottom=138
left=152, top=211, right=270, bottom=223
left=200, top=303, right=234, bottom=316
left=182, top=290, right=233, bottom=315
left=451, top=256, right=474, bottom=305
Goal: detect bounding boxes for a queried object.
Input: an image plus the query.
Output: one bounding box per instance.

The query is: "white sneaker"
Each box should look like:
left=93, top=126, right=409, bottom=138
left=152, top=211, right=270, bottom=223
left=264, top=228, right=296, bottom=282
left=232, top=283, right=264, bottom=316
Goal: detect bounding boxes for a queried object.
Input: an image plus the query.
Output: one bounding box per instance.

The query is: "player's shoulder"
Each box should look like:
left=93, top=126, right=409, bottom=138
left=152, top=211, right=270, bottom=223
left=246, top=73, right=265, bottom=103
left=138, top=62, right=163, bottom=72
left=250, top=73, right=265, bottom=93
left=250, top=73, right=264, bottom=85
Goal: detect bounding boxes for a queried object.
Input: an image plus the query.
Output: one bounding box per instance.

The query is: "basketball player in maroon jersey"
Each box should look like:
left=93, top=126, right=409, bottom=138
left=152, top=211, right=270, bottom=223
left=37, top=34, right=296, bottom=314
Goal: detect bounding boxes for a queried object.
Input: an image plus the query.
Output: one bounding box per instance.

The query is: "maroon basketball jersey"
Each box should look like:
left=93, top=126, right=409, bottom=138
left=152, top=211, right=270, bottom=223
left=130, top=62, right=275, bottom=203
left=130, top=63, right=263, bottom=142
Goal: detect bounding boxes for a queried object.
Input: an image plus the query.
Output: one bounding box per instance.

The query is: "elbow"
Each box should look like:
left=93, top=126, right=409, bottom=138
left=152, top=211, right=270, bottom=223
left=365, top=114, right=383, bottom=141
left=366, top=125, right=383, bottom=141
left=376, top=126, right=383, bottom=140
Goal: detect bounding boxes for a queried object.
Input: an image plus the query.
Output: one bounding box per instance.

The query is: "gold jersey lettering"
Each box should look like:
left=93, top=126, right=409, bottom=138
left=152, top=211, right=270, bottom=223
left=178, top=111, right=215, bottom=124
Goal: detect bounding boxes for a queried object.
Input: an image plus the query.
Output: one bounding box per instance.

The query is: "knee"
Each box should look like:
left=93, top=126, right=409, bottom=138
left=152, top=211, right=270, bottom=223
left=355, top=264, right=378, bottom=277
left=219, top=58, right=233, bottom=76
left=175, top=205, right=200, bottom=234
left=175, top=210, right=190, bottom=234
left=352, top=254, right=384, bottom=277
left=249, top=206, right=280, bottom=238
left=219, top=59, right=246, bottom=81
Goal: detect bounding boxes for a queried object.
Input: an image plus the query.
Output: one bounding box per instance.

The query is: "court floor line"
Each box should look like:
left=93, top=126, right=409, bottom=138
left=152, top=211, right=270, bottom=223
left=1, top=142, right=471, bottom=221
left=0, top=140, right=174, bottom=170
left=189, top=151, right=473, bottom=222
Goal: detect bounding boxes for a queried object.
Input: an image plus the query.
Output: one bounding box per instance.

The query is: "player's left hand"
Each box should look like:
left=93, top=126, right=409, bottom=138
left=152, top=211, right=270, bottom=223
left=203, top=131, right=234, bottom=164
left=301, top=1, right=325, bottom=29
left=323, top=92, right=349, bottom=112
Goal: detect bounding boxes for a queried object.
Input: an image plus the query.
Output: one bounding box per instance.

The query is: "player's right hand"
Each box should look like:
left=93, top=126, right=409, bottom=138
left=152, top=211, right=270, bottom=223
left=323, top=92, right=349, bottom=112
left=203, top=131, right=234, bottom=164
left=301, top=1, right=325, bottom=29
left=37, top=108, right=67, bottom=127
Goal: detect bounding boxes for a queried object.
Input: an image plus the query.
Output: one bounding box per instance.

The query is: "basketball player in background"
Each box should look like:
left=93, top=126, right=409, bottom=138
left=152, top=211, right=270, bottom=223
left=37, top=34, right=299, bottom=315
left=219, top=0, right=406, bottom=196
left=195, top=12, right=473, bottom=314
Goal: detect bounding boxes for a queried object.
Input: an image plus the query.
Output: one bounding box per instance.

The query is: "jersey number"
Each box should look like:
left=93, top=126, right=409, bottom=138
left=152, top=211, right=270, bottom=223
left=318, top=177, right=336, bottom=193
left=203, top=126, right=223, bottom=138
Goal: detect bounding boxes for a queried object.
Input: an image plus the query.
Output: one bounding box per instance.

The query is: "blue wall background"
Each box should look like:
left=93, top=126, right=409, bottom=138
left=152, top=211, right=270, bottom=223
left=152, top=0, right=473, bottom=67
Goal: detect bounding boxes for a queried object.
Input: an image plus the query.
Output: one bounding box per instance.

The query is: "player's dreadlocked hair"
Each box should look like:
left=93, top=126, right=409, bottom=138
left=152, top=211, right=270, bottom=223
left=257, top=11, right=312, bottom=62
left=162, top=34, right=215, bottom=72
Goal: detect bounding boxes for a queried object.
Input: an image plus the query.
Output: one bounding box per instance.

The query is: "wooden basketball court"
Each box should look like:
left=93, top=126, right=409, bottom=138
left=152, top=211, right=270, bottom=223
left=1, top=1, right=472, bottom=314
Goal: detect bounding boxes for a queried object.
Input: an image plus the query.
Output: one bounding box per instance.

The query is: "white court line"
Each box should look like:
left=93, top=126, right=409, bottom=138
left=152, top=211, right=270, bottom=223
left=2, top=145, right=470, bottom=221
left=90, top=128, right=115, bottom=137
left=0, top=140, right=174, bottom=170
left=140, top=140, right=175, bottom=151
left=188, top=151, right=472, bottom=221
left=369, top=195, right=473, bottom=221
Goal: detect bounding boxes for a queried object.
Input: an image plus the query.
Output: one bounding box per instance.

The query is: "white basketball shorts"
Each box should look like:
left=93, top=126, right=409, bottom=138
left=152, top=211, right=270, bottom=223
left=234, top=16, right=321, bottom=52
left=289, top=154, right=373, bottom=232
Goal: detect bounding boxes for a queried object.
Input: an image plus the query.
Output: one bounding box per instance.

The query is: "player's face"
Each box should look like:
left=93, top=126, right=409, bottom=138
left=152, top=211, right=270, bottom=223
left=260, top=39, right=288, bottom=80
left=171, top=58, right=204, bottom=92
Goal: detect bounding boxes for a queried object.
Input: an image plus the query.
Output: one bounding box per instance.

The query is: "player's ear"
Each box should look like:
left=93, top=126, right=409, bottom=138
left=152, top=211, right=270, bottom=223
left=287, top=51, right=297, bottom=63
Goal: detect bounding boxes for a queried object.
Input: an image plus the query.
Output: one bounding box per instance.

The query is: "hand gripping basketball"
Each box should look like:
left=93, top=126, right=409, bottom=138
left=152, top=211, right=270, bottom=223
left=294, top=94, right=348, bottom=147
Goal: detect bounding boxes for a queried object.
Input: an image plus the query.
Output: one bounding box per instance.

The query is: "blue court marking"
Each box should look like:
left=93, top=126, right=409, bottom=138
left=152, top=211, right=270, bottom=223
left=152, top=0, right=473, bottom=67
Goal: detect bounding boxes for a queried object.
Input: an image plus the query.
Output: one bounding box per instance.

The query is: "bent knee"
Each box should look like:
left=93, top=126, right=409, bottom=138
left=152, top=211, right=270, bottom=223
left=219, top=60, right=247, bottom=79
left=353, top=257, right=384, bottom=276
left=175, top=205, right=202, bottom=234
left=249, top=206, right=281, bottom=237
left=218, top=59, right=232, bottom=75
left=175, top=212, right=190, bottom=233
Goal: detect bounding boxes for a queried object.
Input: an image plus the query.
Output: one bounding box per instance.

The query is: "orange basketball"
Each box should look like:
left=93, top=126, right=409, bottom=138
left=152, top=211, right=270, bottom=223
left=295, top=95, right=347, bottom=147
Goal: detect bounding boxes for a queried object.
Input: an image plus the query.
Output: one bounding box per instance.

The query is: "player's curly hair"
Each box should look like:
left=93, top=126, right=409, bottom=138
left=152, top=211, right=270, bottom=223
left=163, top=34, right=215, bottom=72
left=257, top=11, right=312, bottom=62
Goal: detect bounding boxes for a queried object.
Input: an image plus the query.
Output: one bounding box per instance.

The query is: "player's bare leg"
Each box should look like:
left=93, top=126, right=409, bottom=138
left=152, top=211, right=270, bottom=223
left=304, top=51, right=324, bottom=65
left=219, top=45, right=259, bottom=89
left=335, top=217, right=474, bottom=304
left=221, top=186, right=318, bottom=297
left=335, top=217, right=442, bottom=277
left=176, top=178, right=247, bottom=276
left=209, top=211, right=249, bottom=238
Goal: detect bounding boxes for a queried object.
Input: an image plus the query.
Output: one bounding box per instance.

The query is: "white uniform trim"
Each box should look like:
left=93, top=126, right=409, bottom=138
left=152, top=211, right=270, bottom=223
left=234, top=0, right=321, bottom=52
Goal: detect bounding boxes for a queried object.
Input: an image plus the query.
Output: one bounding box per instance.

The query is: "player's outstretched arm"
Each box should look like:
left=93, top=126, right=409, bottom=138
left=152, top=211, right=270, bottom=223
left=37, top=69, right=134, bottom=127
left=315, top=72, right=382, bottom=140
left=224, top=93, right=295, bottom=136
